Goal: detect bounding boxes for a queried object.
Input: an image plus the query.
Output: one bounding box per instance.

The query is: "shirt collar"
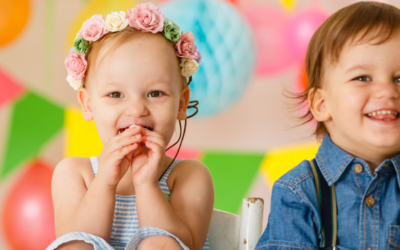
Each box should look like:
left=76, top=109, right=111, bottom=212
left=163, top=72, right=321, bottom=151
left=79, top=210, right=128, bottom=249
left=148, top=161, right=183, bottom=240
left=316, top=134, right=354, bottom=186
left=317, top=134, right=400, bottom=188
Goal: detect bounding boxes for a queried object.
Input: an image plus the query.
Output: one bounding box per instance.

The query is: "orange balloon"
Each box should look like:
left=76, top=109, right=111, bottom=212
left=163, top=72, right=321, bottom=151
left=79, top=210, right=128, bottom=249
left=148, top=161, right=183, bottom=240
left=298, top=64, right=308, bottom=92
left=2, top=160, right=55, bottom=250
left=0, top=0, right=30, bottom=47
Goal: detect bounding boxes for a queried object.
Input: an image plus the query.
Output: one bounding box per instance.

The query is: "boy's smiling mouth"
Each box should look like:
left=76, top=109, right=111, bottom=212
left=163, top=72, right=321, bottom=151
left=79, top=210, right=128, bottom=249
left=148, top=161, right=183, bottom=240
left=366, top=109, right=399, bottom=121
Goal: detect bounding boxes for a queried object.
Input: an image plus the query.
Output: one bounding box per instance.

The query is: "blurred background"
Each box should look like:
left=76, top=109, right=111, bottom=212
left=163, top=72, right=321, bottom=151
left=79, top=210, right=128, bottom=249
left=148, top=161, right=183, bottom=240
left=0, top=0, right=391, bottom=248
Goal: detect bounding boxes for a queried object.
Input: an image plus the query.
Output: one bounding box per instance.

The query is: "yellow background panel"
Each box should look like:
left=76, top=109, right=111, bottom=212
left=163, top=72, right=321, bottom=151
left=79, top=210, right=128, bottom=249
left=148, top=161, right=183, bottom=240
left=260, top=143, right=319, bottom=188
left=65, top=106, right=103, bottom=157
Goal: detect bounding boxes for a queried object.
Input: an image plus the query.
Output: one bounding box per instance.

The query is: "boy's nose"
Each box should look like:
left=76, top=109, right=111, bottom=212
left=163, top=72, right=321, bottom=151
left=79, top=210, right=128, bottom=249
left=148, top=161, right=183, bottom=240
left=374, top=81, right=400, bottom=99
left=125, top=100, right=149, bottom=117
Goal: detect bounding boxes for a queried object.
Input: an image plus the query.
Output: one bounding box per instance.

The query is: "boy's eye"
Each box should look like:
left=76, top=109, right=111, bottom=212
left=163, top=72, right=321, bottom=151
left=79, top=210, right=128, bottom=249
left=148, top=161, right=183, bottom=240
left=354, top=76, right=371, bottom=81
left=148, top=91, right=163, bottom=98
left=394, top=77, right=400, bottom=82
left=108, top=92, right=124, bottom=98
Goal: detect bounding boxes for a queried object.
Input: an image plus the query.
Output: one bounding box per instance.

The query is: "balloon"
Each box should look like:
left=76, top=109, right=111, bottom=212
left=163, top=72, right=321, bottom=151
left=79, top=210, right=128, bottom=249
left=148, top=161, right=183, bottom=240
left=243, top=6, right=294, bottom=76
left=279, top=0, right=298, bottom=12
left=297, top=64, right=308, bottom=93
left=0, top=0, right=30, bottom=47
left=166, top=146, right=202, bottom=160
left=285, top=8, right=330, bottom=63
left=2, top=160, right=55, bottom=250
left=162, top=0, right=255, bottom=117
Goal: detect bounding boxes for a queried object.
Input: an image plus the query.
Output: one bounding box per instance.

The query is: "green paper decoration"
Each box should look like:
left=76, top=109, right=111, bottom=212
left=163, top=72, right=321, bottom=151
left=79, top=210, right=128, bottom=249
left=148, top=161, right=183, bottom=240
left=202, top=151, right=265, bottom=214
left=1, top=91, right=64, bottom=179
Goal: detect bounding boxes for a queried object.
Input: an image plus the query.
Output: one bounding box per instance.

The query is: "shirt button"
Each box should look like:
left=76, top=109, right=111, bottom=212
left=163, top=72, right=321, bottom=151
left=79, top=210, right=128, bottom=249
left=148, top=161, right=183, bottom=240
left=366, top=195, right=375, bottom=206
left=354, top=164, right=363, bottom=173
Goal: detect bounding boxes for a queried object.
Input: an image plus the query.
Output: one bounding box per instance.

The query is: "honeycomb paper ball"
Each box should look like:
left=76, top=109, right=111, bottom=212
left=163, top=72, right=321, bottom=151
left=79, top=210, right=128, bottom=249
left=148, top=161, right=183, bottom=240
left=162, top=0, right=255, bottom=117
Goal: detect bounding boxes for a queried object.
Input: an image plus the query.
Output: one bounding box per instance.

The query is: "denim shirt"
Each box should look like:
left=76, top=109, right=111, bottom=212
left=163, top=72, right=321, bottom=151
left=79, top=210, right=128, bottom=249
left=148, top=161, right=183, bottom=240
left=256, top=134, right=400, bottom=250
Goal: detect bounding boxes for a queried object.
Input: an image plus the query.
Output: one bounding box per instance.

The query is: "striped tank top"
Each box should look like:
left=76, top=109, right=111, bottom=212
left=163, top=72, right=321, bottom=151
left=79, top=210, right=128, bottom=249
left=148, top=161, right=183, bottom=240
left=89, top=157, right=210, bottom=250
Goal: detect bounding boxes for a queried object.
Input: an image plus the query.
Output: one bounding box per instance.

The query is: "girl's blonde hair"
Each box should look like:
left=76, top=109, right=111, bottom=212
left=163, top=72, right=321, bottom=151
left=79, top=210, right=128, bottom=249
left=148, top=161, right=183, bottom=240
left=297, top=1, right=400, bottom=140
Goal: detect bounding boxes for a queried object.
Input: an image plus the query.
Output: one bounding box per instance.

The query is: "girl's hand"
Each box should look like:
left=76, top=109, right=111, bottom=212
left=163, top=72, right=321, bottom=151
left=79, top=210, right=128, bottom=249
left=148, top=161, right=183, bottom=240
left=96, top=126, right=143, bottom=187
left=130, top=128, right=167, bottom=188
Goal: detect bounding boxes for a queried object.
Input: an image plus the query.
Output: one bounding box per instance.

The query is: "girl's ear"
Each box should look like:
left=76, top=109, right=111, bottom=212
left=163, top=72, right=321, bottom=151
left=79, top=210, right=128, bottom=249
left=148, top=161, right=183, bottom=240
left=78, top=88, right=94, bottom=121
left=177, top=86, right=191, bottom=120
left=309, top=87, right=331, bottom=122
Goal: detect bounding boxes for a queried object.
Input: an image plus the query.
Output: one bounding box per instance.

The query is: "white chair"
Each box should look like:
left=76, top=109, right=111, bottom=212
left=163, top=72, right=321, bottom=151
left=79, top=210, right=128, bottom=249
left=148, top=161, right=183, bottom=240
left=208, top=197, right=264, bottom=250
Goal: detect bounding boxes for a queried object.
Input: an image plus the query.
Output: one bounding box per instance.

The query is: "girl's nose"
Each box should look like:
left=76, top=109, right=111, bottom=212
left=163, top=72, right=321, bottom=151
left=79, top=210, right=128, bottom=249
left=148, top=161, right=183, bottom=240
left=125, top=100, right=149, bottom=118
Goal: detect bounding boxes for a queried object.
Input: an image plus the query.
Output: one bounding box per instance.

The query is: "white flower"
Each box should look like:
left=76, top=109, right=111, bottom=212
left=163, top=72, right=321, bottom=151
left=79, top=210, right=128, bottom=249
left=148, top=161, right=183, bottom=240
left=180, top=58, right=199, bottom=77
left=66, top=75, right=82, bottom=90
left=106, top=11, right=129, bottom=32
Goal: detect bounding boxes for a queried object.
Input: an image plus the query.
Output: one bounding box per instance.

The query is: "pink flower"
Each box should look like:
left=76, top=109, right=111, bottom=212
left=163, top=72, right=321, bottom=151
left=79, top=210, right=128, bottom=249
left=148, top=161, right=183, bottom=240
left=79, top=15, right=108, bottom=41
left=127, top=3, right=164, bottom=33
left=195, top=49, right=202, bottom=63
left=176, top=31, right=198, bottom=60
left=65, top=48, right=87, bottom=82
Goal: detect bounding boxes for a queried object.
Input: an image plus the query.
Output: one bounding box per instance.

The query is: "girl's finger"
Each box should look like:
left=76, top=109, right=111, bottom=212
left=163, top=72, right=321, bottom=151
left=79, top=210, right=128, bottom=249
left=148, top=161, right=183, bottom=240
left=142, top=135, right=165, bottom=149
left=110, top=134, right=143, bottom=153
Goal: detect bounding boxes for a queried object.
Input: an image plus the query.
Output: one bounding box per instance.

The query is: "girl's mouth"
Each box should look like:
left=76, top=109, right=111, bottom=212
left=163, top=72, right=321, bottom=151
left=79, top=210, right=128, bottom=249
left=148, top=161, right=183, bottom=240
left=119, top=125, right=153, bottom=134
left=365, top=110, right=399, bottom=121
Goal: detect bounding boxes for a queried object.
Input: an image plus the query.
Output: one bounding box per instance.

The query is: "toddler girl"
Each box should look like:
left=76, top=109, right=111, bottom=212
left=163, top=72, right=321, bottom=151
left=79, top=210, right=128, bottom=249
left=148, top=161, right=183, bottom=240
left=256, top=2, right=400, bottom=250
left=46, top=3, right=214, bottom=250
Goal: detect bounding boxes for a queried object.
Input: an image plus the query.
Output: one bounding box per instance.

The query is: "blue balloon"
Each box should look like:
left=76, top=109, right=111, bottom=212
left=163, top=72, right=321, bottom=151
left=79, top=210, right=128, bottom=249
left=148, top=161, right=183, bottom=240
left=162, top=0, right=255, bottom=118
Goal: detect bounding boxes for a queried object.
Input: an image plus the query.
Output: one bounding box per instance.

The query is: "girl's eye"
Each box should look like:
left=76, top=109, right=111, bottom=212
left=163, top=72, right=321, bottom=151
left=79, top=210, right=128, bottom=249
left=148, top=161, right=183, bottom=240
left=394, top=77, right=400, bottom=83
left=354, top=76, right=371, bottom=82
left=148, top=91, right=163, bottom=98
left=108, top=92, right=124, bottom=98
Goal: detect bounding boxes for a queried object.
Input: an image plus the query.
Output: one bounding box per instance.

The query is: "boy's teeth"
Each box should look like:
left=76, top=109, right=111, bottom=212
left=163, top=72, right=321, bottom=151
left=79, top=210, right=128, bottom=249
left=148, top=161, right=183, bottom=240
left=367, top=110, right=398, bottom=117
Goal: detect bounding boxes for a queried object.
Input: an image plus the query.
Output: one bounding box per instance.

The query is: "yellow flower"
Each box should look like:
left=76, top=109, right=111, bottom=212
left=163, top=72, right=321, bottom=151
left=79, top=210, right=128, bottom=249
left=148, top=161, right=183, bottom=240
left=106, top=11, right=129, bottom=32
left=180, top=58, right=199, bottom=77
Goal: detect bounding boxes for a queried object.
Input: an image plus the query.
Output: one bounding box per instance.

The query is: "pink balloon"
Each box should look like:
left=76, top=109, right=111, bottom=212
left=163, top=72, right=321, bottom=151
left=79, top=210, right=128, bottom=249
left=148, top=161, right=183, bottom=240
left=166, top=146, right=201, bottom=160
left=285, top=8, right=330, bottom=63
left=243, top=6, right=294, bottom=76
left=2, top=160, right=55, bottom=250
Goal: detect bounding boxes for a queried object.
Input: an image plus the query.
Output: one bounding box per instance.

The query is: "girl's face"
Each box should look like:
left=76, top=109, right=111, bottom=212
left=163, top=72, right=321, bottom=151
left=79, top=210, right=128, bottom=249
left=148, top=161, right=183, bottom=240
left=312, top=33, right=400, bottom=163
left=78, top=33, right=189, bottom=147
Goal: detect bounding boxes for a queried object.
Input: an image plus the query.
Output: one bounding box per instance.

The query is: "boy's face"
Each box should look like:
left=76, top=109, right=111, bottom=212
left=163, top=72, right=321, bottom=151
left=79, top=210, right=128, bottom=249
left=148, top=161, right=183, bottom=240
left=313, top=34, right=400, bottom=161
left=78, top=33, right=189, bottom=146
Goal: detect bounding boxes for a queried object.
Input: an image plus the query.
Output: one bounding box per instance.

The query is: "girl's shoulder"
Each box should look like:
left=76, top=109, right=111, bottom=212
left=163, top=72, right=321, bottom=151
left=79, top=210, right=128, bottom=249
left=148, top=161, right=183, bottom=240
left=167, top=159, right=213, bottom=193
left=53, top=156, right=95, bottom=190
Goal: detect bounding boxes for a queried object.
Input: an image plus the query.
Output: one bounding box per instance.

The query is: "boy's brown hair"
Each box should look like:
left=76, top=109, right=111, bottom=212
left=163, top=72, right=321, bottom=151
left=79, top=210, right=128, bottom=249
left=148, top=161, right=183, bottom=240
left=298, top=1, right=400, bottom=140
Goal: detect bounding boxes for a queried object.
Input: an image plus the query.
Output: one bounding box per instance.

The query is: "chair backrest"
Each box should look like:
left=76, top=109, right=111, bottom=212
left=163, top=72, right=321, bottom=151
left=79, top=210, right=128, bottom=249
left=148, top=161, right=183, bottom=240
left=208, top=197, right=264, bottom=250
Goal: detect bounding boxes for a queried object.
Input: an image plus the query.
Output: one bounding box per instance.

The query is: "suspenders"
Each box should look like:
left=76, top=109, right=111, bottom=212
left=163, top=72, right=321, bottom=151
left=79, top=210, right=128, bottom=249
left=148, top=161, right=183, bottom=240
left=310, top=159, right=339, bottom=250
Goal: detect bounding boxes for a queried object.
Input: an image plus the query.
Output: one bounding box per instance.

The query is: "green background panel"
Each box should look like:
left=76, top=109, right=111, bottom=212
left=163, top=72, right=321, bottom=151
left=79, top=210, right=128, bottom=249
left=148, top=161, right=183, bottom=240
left=202, top=151, right=265, bottom=214
left=1, top=91, right=64, bottom=179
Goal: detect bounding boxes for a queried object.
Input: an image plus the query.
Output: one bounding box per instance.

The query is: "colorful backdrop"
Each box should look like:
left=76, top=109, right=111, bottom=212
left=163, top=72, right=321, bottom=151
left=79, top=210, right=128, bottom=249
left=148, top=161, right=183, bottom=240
left=0, top=0, right=390, bottom=249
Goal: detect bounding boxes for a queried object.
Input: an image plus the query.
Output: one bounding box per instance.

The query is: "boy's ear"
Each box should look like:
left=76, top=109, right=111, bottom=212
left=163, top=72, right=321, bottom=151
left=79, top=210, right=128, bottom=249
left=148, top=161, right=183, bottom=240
left=309, top=88, right=331, bottom=122
left=77, top=88, right=94, bottom=121
left=177, top=86, right=191, bottom=120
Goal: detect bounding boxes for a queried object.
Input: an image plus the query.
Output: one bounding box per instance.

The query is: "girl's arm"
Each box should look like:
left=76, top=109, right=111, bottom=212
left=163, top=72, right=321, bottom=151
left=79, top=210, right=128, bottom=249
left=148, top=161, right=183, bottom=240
left=52, top=126, right=143, bottom=241
left=135, top=159, right=214, bottom=250
left=52, top=157, right=116, bottom=240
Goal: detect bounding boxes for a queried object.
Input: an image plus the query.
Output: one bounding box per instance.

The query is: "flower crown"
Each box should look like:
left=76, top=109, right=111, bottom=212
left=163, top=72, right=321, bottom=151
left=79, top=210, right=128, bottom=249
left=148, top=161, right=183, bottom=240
left=65, top=2, right=202, bottom=90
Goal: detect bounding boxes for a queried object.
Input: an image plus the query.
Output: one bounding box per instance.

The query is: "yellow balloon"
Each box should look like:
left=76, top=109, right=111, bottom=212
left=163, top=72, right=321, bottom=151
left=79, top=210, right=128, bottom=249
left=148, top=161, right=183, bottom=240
left=67, top=0, right=137, bottom=52
left=0, top=0, right=30, bottom=47
left=279, top=0, right=297, bottom=12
